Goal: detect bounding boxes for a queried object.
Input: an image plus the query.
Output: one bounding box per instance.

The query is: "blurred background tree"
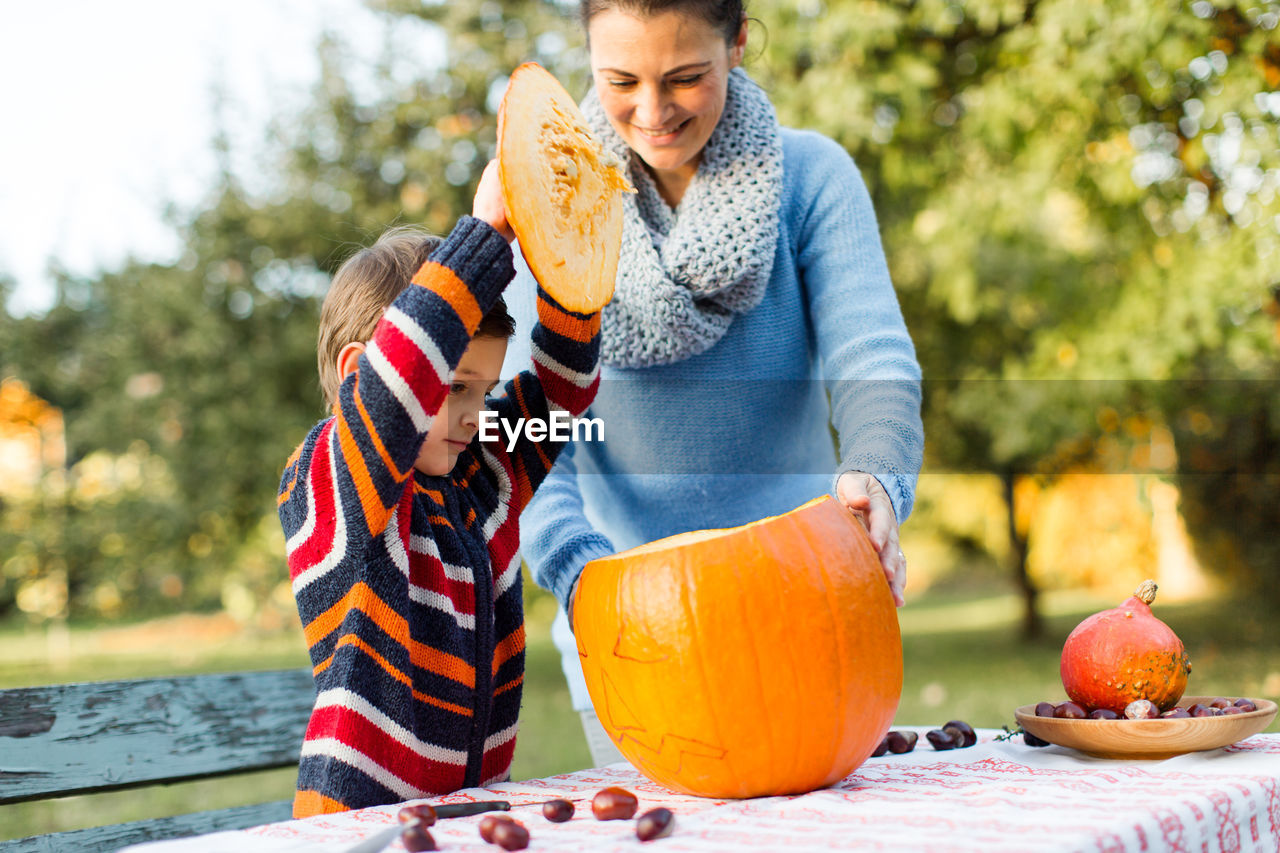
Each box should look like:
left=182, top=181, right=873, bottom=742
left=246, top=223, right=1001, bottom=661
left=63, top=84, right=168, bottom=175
left=1, top=0, right=1277, bottom=632
left=754, top=0, right=1279, bottom=633
left=0, top=0, right=584, bottom=624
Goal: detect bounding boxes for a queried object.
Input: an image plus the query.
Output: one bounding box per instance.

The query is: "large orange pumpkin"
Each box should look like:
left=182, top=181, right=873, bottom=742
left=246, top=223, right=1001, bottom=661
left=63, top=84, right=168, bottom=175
left=573, top=496, right=903, bottom=798
left=497, top=62, right=633, bottom=313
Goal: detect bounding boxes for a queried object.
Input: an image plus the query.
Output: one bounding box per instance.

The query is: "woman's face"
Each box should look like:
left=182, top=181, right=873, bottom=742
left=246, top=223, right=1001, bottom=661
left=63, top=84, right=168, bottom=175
left=588, top=8, right=745, bottom=184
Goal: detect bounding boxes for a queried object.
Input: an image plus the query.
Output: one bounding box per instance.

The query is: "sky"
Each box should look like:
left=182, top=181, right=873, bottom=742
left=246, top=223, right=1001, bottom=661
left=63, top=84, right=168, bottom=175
left=0, top=0, right=441, bottom=316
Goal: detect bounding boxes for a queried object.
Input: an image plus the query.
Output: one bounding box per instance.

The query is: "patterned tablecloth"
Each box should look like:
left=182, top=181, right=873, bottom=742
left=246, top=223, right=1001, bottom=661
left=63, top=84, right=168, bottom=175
left=122, top=729, right=1280, bottom=852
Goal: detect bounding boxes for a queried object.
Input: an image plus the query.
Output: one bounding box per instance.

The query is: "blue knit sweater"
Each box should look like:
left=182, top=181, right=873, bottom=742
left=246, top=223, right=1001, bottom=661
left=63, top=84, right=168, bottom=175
left=500, top=129, right=923, bottom=708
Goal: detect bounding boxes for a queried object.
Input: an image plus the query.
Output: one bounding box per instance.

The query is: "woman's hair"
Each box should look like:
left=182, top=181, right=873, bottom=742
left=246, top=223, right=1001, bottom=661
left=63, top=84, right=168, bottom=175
left=579, top=0, right=745, bottom=44
left=317, top=225, right=515, bottom=408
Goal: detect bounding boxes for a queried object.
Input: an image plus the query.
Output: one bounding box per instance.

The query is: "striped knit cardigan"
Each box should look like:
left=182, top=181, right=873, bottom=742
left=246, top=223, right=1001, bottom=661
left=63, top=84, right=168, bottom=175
left=278, top=217, right=601, bottom=817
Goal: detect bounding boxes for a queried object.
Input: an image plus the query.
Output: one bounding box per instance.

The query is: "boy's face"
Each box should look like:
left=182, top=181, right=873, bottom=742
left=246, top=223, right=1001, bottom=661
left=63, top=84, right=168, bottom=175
left=415, top=335, right=508, bottom=476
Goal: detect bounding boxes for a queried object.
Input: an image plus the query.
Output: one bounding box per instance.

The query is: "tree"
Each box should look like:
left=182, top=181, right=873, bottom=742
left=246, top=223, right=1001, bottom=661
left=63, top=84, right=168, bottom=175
left=0, top=1, right=584, bottom=620
left=3, top=0, right=1277, bottom=625
left=752, top=0, right=1279, bottom=631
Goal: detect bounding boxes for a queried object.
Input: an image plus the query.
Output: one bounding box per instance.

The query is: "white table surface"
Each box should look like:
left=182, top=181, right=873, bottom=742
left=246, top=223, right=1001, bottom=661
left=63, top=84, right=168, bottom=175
left=120, top=728, right=1280, bottom=852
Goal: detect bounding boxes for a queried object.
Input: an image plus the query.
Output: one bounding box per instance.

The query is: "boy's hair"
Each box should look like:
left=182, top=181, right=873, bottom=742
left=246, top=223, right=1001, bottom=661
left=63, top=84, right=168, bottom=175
left=317, top=225, right=516, bottom=408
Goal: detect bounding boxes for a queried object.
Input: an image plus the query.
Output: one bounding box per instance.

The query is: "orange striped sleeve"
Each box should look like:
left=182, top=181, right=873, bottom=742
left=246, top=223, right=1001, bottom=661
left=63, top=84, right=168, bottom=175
left=353, top=385, right=410, bottom=482
left=537, top=293, right=601, bottom=342
left=492, top=624, right=525, bottom=674
left=277, top=444, right=303, bottom=506
left=293, top=789, right=349, bottom=818
left=413, top=260, right=482, bottom=333
left=494, top=674, right=524, bottom=697
left=302, top=582, right=373, bottom=648
left=336, top=413, right=391, bottom=533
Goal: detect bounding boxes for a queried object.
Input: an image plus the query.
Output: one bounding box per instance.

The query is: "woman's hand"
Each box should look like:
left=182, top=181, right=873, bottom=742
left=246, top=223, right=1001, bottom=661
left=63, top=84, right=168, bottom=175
left=472, top=159, right=515, bottom=242
left=836, top=471, right=906, bottom=607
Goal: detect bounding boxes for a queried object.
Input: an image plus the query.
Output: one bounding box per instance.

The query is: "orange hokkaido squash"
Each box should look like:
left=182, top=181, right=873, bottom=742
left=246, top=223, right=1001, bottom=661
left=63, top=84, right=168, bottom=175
left=573, top=496, right=903, bottom=798
left=497, top=62, right=633, bottom=313
left=1060, top=579, right=1192, bottom=713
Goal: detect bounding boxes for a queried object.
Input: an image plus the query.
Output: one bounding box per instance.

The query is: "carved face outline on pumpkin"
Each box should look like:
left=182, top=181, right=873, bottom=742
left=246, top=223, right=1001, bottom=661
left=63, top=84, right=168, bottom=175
left=572, top=497, right=903, bottom=798
left=587, top=8, right=747, bottom=207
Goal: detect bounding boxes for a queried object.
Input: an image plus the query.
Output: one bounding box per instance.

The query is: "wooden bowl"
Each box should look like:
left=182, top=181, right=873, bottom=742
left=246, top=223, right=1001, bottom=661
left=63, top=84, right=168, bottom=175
left=1015, top=696, right=1277, bottom=759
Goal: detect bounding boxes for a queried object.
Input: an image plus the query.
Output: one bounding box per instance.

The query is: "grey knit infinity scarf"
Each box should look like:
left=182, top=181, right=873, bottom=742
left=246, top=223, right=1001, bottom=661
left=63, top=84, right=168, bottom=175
left=580, top=68, right=783, bottom=368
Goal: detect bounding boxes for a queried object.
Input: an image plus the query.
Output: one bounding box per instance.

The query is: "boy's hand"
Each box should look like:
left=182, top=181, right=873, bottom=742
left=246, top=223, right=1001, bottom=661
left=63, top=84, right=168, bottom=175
left=473, top=159, right=515, bottom=242
left=836, top=471, right=906, bottom=607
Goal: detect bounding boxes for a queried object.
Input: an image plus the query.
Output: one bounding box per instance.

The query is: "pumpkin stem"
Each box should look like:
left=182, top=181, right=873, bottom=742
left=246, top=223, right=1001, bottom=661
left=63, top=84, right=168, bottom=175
left=1135, top=579, right=1158, bottom=605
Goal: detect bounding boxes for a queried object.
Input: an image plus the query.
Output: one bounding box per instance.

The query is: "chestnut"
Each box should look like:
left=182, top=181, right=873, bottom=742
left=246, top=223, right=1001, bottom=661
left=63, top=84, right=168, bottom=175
left=886, top=730, right=918, bottom=754
left=542, top=798, right=574, bottom=822
left=1054, top=701, right=1088, bottom=720
left=636, top=807, right=676, bottom=842
left=1123, top=699, right=1160, bottom=719
left=401, top=825, right=437, bottom=852
left=926, top=729, right=959, bottom=750
left=491, top=820, right=530, bottom=851
left=592, top=786, right=638, bottom=821
left=479, top=814, right=515, bottom=843
left=943, top=719, right=977, bottom=747
left=398, top=804, right=437, bottom=827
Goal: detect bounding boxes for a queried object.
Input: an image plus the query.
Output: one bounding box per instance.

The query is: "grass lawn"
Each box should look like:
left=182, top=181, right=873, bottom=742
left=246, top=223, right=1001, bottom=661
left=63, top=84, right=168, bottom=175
left=2, top=583, right=1276, bottom=842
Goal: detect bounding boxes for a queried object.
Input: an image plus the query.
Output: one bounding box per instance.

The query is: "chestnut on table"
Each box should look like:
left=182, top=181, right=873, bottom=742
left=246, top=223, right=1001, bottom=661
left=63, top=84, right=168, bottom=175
left=115, top=728, right=1280, bottom=853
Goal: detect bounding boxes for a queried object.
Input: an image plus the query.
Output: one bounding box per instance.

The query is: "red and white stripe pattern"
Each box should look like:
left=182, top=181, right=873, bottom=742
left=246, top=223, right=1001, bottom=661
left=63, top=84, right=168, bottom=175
left=278, top=217, right=600, bottom=817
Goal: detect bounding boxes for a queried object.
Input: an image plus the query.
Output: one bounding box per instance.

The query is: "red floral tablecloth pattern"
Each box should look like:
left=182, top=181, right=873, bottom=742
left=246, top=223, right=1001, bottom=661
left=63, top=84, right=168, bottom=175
left=123, top=730, right=1280, bottom=852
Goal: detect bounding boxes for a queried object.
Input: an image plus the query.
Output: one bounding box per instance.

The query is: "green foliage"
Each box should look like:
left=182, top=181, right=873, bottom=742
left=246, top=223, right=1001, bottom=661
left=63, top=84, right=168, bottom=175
left=752, top=0, right=1280, bottom=603
left=754, top=0, right=1278, bottom=449
left=2, top=0, right=1278, bottom=622
left=1, top=1, right=586, bottom=621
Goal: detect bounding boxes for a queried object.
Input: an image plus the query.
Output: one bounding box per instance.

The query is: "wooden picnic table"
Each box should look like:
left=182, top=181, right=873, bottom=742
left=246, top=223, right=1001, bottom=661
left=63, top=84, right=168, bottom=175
left=120, top=728, right=1280, bottom=852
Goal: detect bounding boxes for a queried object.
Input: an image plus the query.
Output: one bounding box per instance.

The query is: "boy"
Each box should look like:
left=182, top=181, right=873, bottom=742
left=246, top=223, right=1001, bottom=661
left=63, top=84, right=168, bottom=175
left=278, top=162, right=601, bottom=816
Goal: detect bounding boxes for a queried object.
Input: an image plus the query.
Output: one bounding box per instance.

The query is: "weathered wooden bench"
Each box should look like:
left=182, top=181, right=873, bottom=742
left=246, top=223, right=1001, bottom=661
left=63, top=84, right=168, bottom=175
left=0, top=668, right=314, bottom=852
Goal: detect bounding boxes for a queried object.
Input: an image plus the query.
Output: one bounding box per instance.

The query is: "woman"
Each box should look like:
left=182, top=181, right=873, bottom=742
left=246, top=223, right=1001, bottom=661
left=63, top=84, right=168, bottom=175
left=501, top=0, right=923, bottom=766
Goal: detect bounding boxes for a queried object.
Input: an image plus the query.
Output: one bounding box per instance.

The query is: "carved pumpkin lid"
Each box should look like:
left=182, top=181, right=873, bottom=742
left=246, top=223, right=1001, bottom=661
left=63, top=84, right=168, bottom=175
left=497, top=62, right=633, bottom=313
